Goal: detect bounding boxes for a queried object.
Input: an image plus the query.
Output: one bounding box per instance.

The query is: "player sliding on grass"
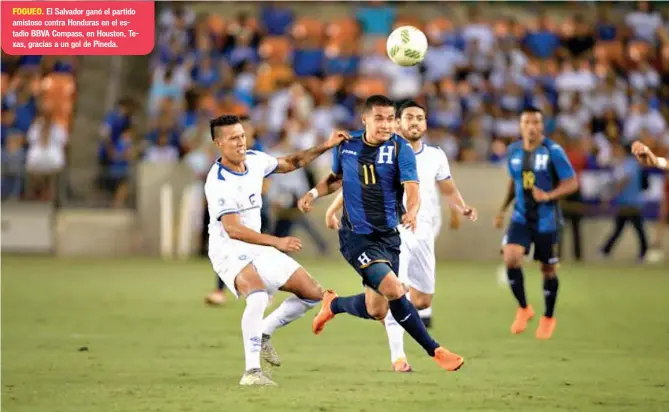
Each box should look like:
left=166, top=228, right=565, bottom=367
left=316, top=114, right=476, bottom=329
left=494, top=107, right=578, bottom=340
left=631, top=141, right=669, bottom=171
left=204, top=114, right=348, bottom=386
left=323, top=100, right=477, bottom=372
left=298, top=95, right=464, bottom=372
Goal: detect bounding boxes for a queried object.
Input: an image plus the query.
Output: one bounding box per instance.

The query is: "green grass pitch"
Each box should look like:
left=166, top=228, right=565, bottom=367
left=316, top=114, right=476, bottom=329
left=2, top=256, right=668, bottom=412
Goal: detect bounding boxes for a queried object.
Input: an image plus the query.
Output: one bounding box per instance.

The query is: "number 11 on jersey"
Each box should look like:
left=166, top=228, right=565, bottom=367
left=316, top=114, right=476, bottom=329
left=362, top=164, right=376, bottom=185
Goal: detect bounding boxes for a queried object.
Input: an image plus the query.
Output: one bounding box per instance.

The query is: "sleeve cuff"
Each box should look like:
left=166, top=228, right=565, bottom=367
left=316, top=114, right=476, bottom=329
left=436, top=175, right=452, bottom=181
left=216, top=209, right=239, bottom=219
left=264, top=162, right=279, bottom=177
left=401, top=180, right=419, bottom=184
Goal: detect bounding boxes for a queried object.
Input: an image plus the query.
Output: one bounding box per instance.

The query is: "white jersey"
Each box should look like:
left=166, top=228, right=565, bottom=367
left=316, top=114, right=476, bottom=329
left=398, top=143, right=451, bottom=294
left=204, top=150, right=301, bottom=298
left=204, top=150, right=278, bottom=241
left=403, top=143, right=451, bottom=237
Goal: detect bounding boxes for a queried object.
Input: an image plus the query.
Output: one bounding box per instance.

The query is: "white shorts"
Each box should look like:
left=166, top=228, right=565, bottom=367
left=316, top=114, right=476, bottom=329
left=208, top=239, right=300, bottom=298
left=398, top=226, right=436, bottom=294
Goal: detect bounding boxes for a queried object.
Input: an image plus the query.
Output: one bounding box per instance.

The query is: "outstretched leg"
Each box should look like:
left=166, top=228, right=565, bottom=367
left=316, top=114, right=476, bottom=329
left=260, top=267, right=324, bottom=366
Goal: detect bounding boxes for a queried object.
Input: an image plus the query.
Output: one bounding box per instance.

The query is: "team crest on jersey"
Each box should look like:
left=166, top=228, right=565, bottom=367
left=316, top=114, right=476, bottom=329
left=239, top=255, right=248, bottom=261
left=218, top=198, right=225, bottom=206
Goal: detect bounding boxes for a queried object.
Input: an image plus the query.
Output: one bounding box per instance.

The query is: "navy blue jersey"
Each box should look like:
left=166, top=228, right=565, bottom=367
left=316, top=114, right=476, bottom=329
left=506, top=138, right=576, bottom=232
left=332, top=130, right=418, bottom=235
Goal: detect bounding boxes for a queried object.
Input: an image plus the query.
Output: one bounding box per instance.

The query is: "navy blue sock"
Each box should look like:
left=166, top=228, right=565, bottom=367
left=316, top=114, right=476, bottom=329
left=216, top=275, right=225, bottom=291
left=389, top=296, right=439, bottom=357
left=506, top=267, right=527, bottom=308
left=330, top=294, right=373, bottom=319
left=543, top=276, right=559, bottom=317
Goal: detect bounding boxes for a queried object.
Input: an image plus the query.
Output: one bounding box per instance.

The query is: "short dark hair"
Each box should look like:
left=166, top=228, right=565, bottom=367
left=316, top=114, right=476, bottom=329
left=521, top=106, right=543, bottom=116
left=210, top=114, right=241, bottom=140
left=397, top=100, right=426, bottom=118
left=239, top=115, right=251, bottom=122
left=363, top=94, right=394, bottom=113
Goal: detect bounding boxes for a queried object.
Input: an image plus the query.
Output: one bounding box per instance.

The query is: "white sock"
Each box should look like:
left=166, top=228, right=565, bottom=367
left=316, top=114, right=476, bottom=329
left=241, top=290, right=269, bottom=372
left=384, top=311, right=406, bottom=363
left=262, top=295, right=319, bottom=336
left=418, top=306, right=433, bottom=319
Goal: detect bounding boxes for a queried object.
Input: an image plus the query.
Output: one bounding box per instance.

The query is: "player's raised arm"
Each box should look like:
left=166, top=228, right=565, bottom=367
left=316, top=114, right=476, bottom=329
left=398, top=141, right=420, bottom=232
left=632, top=141, right=668, bottom=170
left=274, top=130, right=350, bottom=174
left=531, top=145, right=579, bottom=203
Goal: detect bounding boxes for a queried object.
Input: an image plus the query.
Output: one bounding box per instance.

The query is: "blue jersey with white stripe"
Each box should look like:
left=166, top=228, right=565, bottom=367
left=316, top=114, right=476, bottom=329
left=506, top=138, right=576, bottom=232
left=332, top=130, right=418, bottom=235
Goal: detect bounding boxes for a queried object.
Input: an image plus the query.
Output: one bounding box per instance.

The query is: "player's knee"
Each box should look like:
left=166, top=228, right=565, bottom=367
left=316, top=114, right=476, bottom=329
left=503, top=254, right=523, bottom=269
left=367, top=304, right=389, bottom=320
left=541, top=264, right=557, bottom=279
left=412, top=295, right=432, bottom=310
left=502, top=245, right=524, bottom=268
left=381, top=281, right=405, bottom=301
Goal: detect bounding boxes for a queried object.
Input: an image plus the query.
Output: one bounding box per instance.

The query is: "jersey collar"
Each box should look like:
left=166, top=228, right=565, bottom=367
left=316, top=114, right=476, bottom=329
left=216, top=157, right=248, bottom=176
left=362, top=131, right=382, bottom=147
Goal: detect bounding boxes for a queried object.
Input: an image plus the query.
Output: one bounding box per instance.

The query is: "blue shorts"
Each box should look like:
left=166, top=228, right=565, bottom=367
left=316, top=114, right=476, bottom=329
left=338, top=226, right=401, bottom=290
left=503, top=222, right=560, bottom=265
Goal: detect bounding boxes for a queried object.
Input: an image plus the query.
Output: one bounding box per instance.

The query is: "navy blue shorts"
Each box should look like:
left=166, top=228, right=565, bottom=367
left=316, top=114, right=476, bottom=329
left=338, top=226, right=401, bottom=290
left=503, top=222, right=560, bottom=265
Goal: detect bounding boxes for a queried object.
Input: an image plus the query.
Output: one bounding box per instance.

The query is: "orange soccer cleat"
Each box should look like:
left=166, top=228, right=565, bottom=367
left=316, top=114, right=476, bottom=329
left=432, top=347, right=465, bottom=371
left=312, top=290, right=337, bottom=335
left=510, top=305, right=535, bottom=334
left=535, top=316, right=557, bottom=340
left=392, top=358, right=413, bottom=373
left=205, top=290, right=226, bottom=306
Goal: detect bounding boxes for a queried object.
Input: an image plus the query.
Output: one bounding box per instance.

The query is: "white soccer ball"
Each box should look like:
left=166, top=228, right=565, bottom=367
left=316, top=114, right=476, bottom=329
left=386, top=25, right=428, bottom=67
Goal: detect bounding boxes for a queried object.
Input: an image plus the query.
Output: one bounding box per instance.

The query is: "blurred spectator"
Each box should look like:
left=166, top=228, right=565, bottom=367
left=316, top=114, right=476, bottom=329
left=1, top=131, right=26, bottom=201
left=25, top=112, right=68, bottom=201
left=100, top=98, right=136, bottom=167
left=1, top=104, right=16, bottom=147
left=625, top=1, right=662, bottom=45
left=600, top=142, right=649, bottom=261
left=104, top=128, right=135, bottom=208
left=145, top=132, right=180, bottom=163
left=149, top=66, right=185, bottom=117
left=523, top=14, right=561, bottom=59
left=268, top=129, right=328, bottom=254
left=261, top=3, right=294, bottom=36
left=558, top=131, right=588, bottom=261
left=356, top=2, right=395, bottom=36
left=561, top=15, right=595, bottom=59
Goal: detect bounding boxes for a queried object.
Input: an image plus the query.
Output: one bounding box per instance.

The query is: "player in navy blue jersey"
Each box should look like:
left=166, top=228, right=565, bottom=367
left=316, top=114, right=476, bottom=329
left=298, top=95, right=464, bottom=372
left=494, top=107, right=579, bottom=340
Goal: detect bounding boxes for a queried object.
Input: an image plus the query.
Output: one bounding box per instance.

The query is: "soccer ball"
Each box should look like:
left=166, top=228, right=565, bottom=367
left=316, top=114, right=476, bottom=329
left=386, top=26, right=428, bottom=67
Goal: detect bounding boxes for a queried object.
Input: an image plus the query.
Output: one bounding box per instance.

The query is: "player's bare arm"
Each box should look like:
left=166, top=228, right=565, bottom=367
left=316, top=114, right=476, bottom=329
left=437, top=178, right=477, bottom=222
left=632, top=141, right=668, bottom=170
left=325, top=190, right=344, bottom=230
left=298, top=172, right=343, bottom=213
left=221, top=213, right=302, bottom=253
left=402, top=181, right=420, bottom=232
left=531, top=176, right=579, bottom=203
left=494, top=178, right=515, bottom=228
left=274, top=131, right=350, bottom=174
